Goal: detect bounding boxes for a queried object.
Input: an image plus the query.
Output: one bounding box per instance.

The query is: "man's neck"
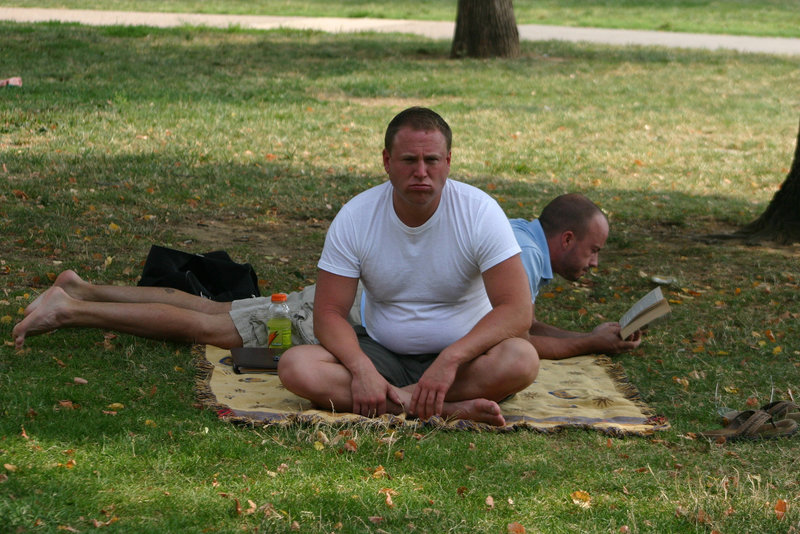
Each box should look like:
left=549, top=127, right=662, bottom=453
left=392, top=193, right=441, bottom=227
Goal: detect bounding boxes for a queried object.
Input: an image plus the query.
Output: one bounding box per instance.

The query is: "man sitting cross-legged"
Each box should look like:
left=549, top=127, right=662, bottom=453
left=277, top=107, right=538, bottom=427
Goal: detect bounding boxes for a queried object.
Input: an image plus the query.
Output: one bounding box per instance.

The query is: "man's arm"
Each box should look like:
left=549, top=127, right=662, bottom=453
left=410, top=254, right=532, bottom=419
left=313, top=270, right=401, bottom=416
left=529, top=303, right=642, bottom=360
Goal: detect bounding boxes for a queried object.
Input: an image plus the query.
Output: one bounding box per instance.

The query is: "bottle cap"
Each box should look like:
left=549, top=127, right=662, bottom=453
left=270, top=293, right=288, bottom=302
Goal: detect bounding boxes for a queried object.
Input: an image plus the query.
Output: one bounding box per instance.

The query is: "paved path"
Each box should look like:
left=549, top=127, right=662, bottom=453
left=2, top=7, right=800, bottom=56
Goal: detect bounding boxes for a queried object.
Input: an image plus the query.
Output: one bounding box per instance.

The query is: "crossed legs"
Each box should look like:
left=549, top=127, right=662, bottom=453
left=12, top=270, right=243, bottom=349
left=278, top=337, right=539, bottom=426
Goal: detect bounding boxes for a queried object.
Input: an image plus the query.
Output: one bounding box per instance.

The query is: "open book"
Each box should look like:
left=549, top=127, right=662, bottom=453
left=619, top=287, right=671, bottom=339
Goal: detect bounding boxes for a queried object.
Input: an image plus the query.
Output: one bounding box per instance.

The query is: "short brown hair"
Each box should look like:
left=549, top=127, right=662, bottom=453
left=384, top=107, right=452, bottom=153
left=538, top=193, right=606, bottom=237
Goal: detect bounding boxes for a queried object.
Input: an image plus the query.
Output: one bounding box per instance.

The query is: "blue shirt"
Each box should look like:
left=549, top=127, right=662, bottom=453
left=508, top=218, right=553, bottom=302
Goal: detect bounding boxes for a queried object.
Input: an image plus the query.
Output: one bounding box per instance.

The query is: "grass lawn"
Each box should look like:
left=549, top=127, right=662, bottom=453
left=1, top=17, right=800, bottom=534
left=4, top=0, right=800, bottom=38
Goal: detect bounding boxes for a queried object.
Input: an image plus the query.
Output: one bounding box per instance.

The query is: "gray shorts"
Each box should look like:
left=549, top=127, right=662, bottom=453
left=229, top=283, right=364, bottom=348
left=229, top=296, right=272, bottom=347
left=354, top=326, right=438, bottom=387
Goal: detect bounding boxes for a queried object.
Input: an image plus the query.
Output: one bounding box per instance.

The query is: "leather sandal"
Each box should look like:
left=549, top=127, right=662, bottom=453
left=722, top=400, right=800, bottom=426
left=700, top=409, right=798, bottom=442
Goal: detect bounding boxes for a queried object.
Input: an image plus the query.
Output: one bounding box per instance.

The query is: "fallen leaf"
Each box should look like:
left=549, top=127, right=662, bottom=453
left=571, top=490, right=591, bottom=509
left=343, top=439, right=358, bottom=453
left=775, top=499, right=788, bottom=520
left=672, top=376, right=689, bottom=390
left=486, top=495, right=495, bottom=510
left=73, top=377, right=88, bottom=385
left=507, top=522, right=526, bottom=533
left=4, top=464, right=17, bottom=472
left=372, top=465, right=389, bottom=479
left=696, top=509, right=711, bottom=525
left=91, top=517, right=119, bottom=527
left=379, top=488, right=398, bottom=508
left=106, top=403, right=124, bottom=411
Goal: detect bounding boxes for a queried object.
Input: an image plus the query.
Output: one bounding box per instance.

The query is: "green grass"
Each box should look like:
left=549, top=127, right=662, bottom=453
left=1, top=20, right=800, bottom=533
left=5, top=0, right=800, bottom=37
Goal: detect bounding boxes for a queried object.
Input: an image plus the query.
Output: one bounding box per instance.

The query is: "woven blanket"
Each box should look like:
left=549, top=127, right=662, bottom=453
left=196, top=345, right=669, bottom=435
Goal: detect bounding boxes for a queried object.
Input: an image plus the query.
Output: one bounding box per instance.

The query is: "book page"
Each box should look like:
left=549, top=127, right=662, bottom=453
left=619, top=287, right=664, bottom=330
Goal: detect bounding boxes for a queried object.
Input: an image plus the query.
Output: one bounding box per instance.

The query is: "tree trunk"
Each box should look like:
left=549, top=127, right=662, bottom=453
left=451, top=0, right=520, bottom=59
left=733, top=118, right=800, bottom=245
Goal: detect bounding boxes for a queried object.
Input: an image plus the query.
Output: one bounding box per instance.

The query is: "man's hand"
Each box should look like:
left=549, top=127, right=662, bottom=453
left=350, top=365, right=402, bottom=418
left=409, top=355, right=459, bottom=421
left=591, top=322, right=642, bottom=354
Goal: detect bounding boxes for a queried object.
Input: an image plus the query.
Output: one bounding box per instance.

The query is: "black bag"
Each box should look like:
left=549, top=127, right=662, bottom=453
left=138, top=245, right=260, bottom=301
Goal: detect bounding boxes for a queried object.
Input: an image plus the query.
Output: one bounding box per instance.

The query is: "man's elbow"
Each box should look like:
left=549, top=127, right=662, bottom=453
left=508, top=303, right=532, bottom=337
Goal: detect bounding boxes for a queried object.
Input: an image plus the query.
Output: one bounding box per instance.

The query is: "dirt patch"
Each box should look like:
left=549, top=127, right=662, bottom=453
left=170, top=216, right=329, bottom=278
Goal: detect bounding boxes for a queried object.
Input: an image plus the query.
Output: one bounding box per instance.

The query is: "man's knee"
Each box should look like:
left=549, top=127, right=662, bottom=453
left=277, top=345, right=325, bottom=395
left=277, top=346, right=304, bottom=388
left=501, top=337, right=540, bottom=387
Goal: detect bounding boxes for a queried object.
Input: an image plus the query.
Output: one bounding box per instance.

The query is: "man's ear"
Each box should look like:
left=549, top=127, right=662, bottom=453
left=382, top=148, right=391, bottom=173
left=560, top=230, right=575, bottom=249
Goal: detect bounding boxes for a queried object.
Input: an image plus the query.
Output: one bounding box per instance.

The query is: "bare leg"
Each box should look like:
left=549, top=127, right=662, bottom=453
left=13, top=286, right=242, bottom=349
left=25, top=270, right=230, bottom=316
left=278, top=338, right=538, bottom=427
left=444, top=337, right=539, bottom=402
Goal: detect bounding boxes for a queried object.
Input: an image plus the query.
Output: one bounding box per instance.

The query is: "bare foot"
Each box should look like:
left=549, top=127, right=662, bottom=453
left=24, top=270, right=85, bottom=316
left=391, top=387, right=505, bottom=427
left=13, top=286, right=74, bottom=348
left=445, top=398, right=505, bottom=427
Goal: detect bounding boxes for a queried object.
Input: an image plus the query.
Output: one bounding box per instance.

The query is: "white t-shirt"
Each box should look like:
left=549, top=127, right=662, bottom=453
left=318, top=180, right=521, bottom=354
